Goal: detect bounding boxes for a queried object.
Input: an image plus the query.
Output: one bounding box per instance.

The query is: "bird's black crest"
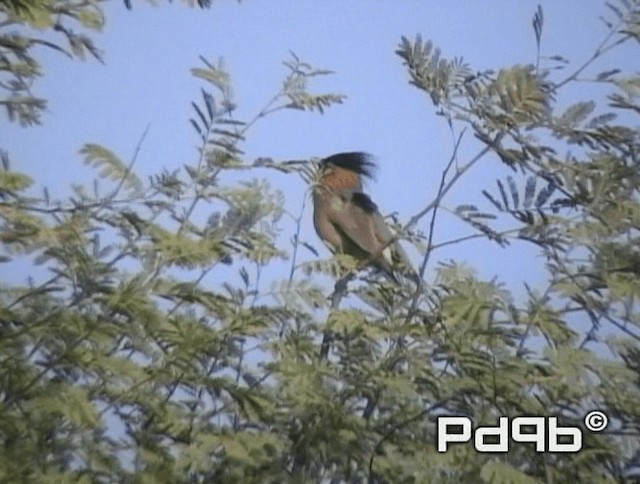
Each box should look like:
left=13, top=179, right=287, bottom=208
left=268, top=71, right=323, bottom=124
left=321, top=152, right=376, bottom=180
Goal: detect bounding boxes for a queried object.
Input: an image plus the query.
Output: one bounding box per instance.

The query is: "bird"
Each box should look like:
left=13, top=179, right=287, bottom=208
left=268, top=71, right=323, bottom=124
left=311, top=152, right=418, bottom=284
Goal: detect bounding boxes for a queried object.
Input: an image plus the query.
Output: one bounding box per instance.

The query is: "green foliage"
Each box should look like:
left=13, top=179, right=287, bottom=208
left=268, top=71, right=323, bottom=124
left=281, top=52, right=347, bottom=113
left=0, top=0, right=105, bottom=125
left=0, top=0, right=217, bottom=126
left=2, top=1, right=640, bottom=483
left=0, top=168, right=32, bottom=194
left=81, top=143, right=143, bottom=197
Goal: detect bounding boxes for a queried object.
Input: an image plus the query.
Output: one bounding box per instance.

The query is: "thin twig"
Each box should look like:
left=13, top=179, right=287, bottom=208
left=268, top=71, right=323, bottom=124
left=403, top=129, right=467, bottom=326
left=110, top=123, right=150, bottom=202
left=405, top=142, right=491, bottom=231
left=368, top=397, right=453, bottom=483
left=286, top=196, right=307, bottom=292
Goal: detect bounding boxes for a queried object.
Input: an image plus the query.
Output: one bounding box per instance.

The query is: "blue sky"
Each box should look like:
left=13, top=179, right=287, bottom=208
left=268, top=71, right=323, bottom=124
left=3, top=0, right=635, bottom=300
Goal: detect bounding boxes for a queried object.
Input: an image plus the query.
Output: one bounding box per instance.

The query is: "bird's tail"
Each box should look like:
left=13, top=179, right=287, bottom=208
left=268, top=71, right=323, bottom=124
left=375, top=243, right=420, bottom=286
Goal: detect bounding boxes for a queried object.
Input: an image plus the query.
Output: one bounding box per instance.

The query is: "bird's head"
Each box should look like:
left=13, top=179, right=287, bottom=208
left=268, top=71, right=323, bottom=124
left=313, top=152, right=376, bottom=193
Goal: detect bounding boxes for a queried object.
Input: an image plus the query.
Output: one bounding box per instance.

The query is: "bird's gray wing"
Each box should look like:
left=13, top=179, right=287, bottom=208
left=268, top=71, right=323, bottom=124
left=371, top=211, right=416, bottom=274
left=325, top=192, right=386, bottom=259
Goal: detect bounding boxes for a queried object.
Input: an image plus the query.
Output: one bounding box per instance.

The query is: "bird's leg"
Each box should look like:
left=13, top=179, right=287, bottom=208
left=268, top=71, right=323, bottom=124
left=318, top=273, right=353, bottom=360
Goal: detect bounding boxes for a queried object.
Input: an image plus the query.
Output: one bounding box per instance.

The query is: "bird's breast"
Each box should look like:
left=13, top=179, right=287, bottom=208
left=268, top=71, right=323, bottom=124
left=313, top=190, right=344, bottom=213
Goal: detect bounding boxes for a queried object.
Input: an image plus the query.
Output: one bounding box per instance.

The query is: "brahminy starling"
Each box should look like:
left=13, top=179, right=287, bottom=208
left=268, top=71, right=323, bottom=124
left=312, top=152, right=417, bottom=283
